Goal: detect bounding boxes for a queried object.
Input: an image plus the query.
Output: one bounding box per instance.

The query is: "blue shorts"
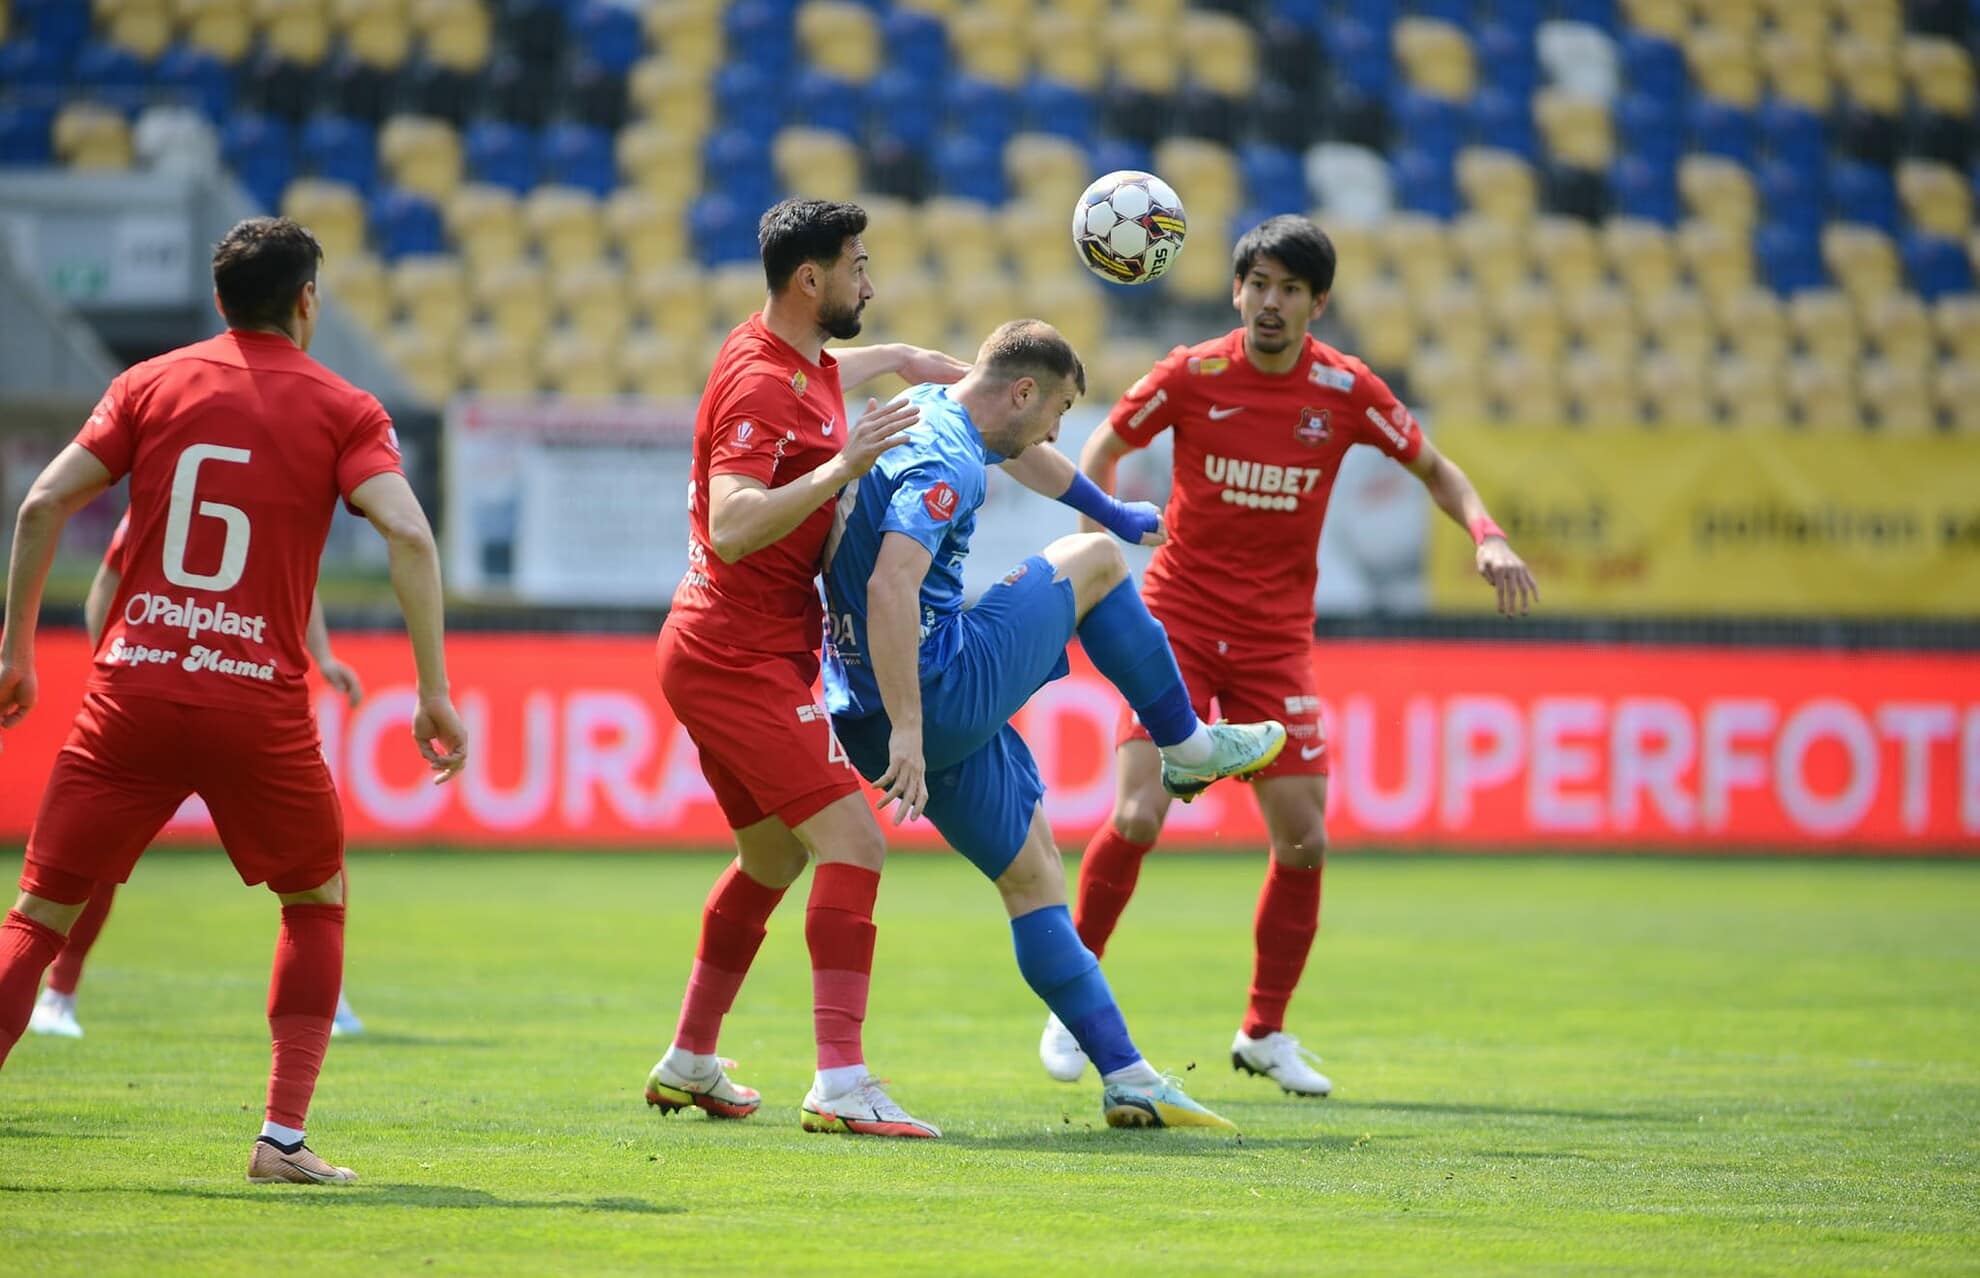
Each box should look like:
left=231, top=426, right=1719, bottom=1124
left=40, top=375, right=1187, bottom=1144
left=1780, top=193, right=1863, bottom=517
left=832, top=554, right=1077, bottom=878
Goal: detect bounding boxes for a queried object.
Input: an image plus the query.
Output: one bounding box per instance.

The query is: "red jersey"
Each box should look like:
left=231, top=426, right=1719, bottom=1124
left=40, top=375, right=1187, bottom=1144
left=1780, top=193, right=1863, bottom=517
left=1110, top=329, right=1423, bottom=647
left=668, top=314, right=846, bottom=657
left=76, top=330, right=403, bottom=711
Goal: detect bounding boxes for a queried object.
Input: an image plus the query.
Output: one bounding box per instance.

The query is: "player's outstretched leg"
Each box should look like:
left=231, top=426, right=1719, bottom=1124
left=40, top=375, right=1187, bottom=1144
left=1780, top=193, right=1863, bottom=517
left=30, top=886, right=113, bottom=1039
left=251, top=874, right=354, bottom=1184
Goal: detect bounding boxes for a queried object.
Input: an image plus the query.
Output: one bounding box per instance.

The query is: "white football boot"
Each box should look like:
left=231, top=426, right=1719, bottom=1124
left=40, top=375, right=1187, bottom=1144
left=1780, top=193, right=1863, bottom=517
left=28, top=989, right=83, bottom=1038
left=1231, top=1030, right=1333, bottom=1097
left=800, top=1077, right=940, bottom=1138
left=1038, top=1012, right=1090, bottom=1082
left=330, top=992, right=364, bottom=1037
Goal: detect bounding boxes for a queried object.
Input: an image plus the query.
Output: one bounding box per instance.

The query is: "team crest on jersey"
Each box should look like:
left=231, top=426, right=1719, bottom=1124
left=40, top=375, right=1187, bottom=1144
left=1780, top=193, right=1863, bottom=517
left=1001, top=562, right=1029, bottom=586
left=1187, top=356, right=1230, bottom=376
left=923, top=482, right=959, bottom=522
left=1310, top=364, right=1355, bottom=393
left=790, top=369, right=808, bottom=397
left=1294, top=407, right=1331, bottom=447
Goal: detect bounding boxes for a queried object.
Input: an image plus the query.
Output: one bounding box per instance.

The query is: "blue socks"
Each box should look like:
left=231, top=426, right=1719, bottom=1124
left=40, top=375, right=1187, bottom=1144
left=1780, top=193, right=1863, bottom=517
left=1076, top=579, right=1199, bottom=749
left=1010, top=905, right=1139, bottom=1076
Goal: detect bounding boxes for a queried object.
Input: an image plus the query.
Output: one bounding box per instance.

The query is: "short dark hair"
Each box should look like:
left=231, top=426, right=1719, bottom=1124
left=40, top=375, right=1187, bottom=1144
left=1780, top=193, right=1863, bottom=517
left=1232, top=214, right=1337, bottom=297
left=977, top=319, right=1086, bottom=397
left=758, top=198, right=868, bottom=292
left=211, top=217, right=322, bottom=330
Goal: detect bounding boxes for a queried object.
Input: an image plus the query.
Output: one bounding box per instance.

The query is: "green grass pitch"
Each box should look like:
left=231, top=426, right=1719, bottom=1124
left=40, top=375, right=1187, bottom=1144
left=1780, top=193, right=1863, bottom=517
left=1, top=848, right=1975, bottom=1276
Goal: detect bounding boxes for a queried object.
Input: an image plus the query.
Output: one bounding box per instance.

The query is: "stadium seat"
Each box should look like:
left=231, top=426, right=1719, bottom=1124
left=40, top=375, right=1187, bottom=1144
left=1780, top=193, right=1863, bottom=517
left=1758, top=29, right=1830, bottom=111
left=603, top=188, right=687, bottom=275
left=772, top=127, right=860, bottom=203
left=619, top=330, right=703, bottom=400
left=382, top=324, right=460, bottom=403
left=1904, top=35, right=1976, bottom=119
left=1337, top=278, right=1415, bottom=373
left=1934, top=360, right=1980, bottom=433
left=1618, top=0, right=1687, bottom=42
left=1495, top=283, right=1568, bottom=362
left=370, top=187, right=445, bottom=260
left=1695, top=0, right=1763, bottom=40
left=389, top=253, right=470, bottom=345
left=1486, top=351, right=1566, bottom=426
left=444, top=183, right=523, bottom=273
left=1687, top=98, right=1758, bottom=167
left=950, top=9, right=1028, bottom=87
left=1394, top=18, right=1475, bottom=101
left=318, top=250, right=390, bottom=334
left=378, top=115, right=463, bottom=205
left=1786, top=289, right=1862, bottom=367
left=1530, top=216, right=1603, bottom=295
left=642, top=1, right=725, bottom=77
left=1393, top=148, right=1459, bottom=219
left=1611, top=154, right=1681, bottom=226
left=1477, top=21, right=1540, bottom=100
left=1323, top=220, right=1380, bottom=298
left=1109, top=13, right=1183, bottom=95
left=1566, top=284, right=1640, bottom=363
left=459, top=326, right=541, bottom=396
left=539, top=123, right=616, bottom=198
left=464, top=121, right=536, bottom=194
left=1898, top=160, right=1972, bottom=241
left=1617, top=29, right=1684, bottom=104
left=615, top=121, right=697, bottom=201
left=631, top=264, right=712, bottom=344
left=1821, top=224, right=1902, bottom=312
left=1933, top=294, right=1980, bottom=364
left=1384, top=213, right=1456, bottom=301
left=1757, top=0, right=1830, bottom=41
left=1712, top=286, right=1787, bottom=365
left=1786, top=357, right=1858, bottom=431
left=1679, top=155, right=1759, bottom=231
left=1832, top=33, right=1905, bottom=117
left=1419, top=280, right=1490, bottom=362
left=1677, top=219, right=1755, bottom=305
left=1455, top=148, right=1539, bottom=224
left=1472, top=86, right=1538, bottom=158
left=1183, top=10, right=1259, bottom=99
left=1756, top=159, right=1824, bottom=237
left=723, top=1, right=798, bottom=82
left=1306, top=143, right=1395, bottom=225
left=1860, top=359, right=1935, bottom=434
left=1902, top=232, right=1974, bottom=301
left=701, top=129, right=776, bottom=216
left=542, top=331, right=620, bottom=396
left=1644, top=285, right=1715, bottom=363
left=1639, top=349, right=1715, bottom=426
left=1154, top=137, right=1240, bottom=220
left=1018, top=79, right=1095, bottom=146
left=944, top=76, right=1020, bottom=151
left=922, top=197, right=1002, bottom=283
left=1710, top=354, right=1788, bottom=428
left=1563, top=350, right=1639, bottom=426
left=1830, top=161, right=1901, bottom=234
left=1603, top=216, right=1679, bottom=304
left=1757, top=223, right=1825, bottom=294
left=626, top=59, right=715, bottom=139
left=999, top=200, right=1068, bottom=285
left=1407, top=348, right=1492, bottom=423
left=300, top=114, right=377, bottom=193
left=185, top=0, right=253, bottom=62
left=1684, top=29, right=1763, bottom=108
left=1451, top=214, right=1529, bottom=297
left=1862, top=293, right=1933, bottom=372
left=1615, top=91, right=1681, bottom=170
left=1030, top=12, right=1105, bottom=90
left=1534, top=88, right=1614, bottom=171
left=221, top=112, right=297, bottom=211
left=1004, top=134, right=1087, bottom=210
left=713, top=62, right=784, bottom=140
left=523, top=185, right=605, bottom=271
left=476, top=259, right=552, bottom=347
left=1758, top=99, right=1827, bottom=175
left=554, top=260, right=632, bottom=346
left=282, top=178, right=368, bottom=262
left=1539, top=21, right=1622, bottom=102
left=1026, top=275, right=1108, bottom=358
left=709, top=261, right=769, bottom=331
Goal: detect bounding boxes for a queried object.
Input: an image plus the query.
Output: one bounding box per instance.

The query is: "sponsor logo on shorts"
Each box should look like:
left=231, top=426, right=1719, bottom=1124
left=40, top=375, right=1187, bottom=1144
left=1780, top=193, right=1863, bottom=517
left=1295, top=407, right=1331, bottom=447
left=1301, top=743, right=1327, bottom=761
left=922, top=482, right=959, bottom=522
left=1284, top=694, right=1321, bottom=715
left=1310, top=364, right=1355, bottom=392
left=123, top=593, right=269, bottom=643
left=1365, top=405, right=1412, bottom=450
left=1125, top=388, right=1167, bottom=430
left=1188, top=357, right=1230, bottom=376
left=1204, top=454, right=1323, bottom=513
left=795, top=703, right=826, bottom=723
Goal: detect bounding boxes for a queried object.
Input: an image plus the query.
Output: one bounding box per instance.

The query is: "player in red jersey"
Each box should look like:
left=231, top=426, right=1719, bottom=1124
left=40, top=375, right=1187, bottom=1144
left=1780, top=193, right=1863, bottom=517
left=644, top=199, right=967, bottom=1138
left=1039, top=215, right=1537, bottom=1096
left=0, top=217, right=466, bottom=1184
left=27, top=513, right=368, bottom=1042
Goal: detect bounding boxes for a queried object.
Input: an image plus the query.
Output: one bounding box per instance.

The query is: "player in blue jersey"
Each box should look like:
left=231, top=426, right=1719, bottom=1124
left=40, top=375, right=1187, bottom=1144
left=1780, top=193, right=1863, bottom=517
left=822, top=320, right=1286, bottom=1130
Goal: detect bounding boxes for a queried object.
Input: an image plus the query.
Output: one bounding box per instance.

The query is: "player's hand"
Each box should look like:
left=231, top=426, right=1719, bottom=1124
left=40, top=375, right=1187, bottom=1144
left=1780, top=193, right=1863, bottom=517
left=0, top=659, right=36, bottom=735
left=319, top=656, right=365, bottom=708
left=1476, top=537, right=1538, bottom=617
left=413, top=694, right=468, bottom=784
left=1131, top=504, right=1168, bottom=548
left=899, top=347, right=969, bottom=385
left=875, top=727, right=928, bottom=825
left=840, top=397, right=920, bottom=479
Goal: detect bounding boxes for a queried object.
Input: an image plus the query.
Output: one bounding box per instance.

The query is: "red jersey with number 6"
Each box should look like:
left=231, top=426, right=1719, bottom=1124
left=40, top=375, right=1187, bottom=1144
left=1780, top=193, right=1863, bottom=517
left=1109, top=328, right=1423, bottom=649
left=74, top=329, right=403, bottom=711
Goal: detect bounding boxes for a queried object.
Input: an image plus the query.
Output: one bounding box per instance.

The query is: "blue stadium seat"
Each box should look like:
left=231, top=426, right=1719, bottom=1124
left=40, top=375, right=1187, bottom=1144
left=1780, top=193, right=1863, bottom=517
left=14, top=0, right=89, bottom=63
left=1325, top=20, right=1393, bottom=102
left=1758, top=100, right=1825, bottom=174
left=714, top=62, right=785, bottom=137
left=1758, top=160, right=1824, bottom=236
left=1556, top=0, right=1619, bottom=32
left=879, top=8, right=948, bottom=79
left=539, top=123, right=615, bottom=196
left=1689, top=99, right=1757, bottom=167
left=867, top=68, right=941, bottom=148
left=1830, top=161, right=1900, bottom=234
left=369, top=188, right=445, bottom=260
left=1477, top=23, right=1539, bottom=99
left=724, top=2, right=798, bottom=82
left=153, top=46, right=233, bottom=123
left=573, top=0, right=642, bottom=77
left=465, top=121, right=538, bottom=194
left=1621, top=33, right=1686, bottom=107
left=945, top=77, right=1020, bottom=151
left=300, top=114, right=378, bottom=194
left=1020, top=79, right=1095, bottom=145
left=690, top=192, right=761, bottom=266
left=1091, top=138, right=1155, bottom=180
left=1267, top=0, right=1326, bottom=35
left=1240, top=142, right=1303, bottom=209
left=0, top=103, right=55, bottom=165
left=1411, top=0, right=1473, bottom=26
left=1398, top=90, right=1468, bottom=163
left=71, top=42, right=149, bottom=100
left=1491, top=0, right=1547, bottom=33
left=935, top=133, right=1005, bottom=204
left=1612, top=154, right=1679, bottom=225
left=0, top=38, right=66, bottom=93
left=221, top=113, right=296, bottom=211
left=1393, top=147, right=1459, bottom=218
left=794, top=71, right=864, bottom=140
left=1757, top=224, right=1825, bottom=294
left=1472, top=87, right=1537, bottom=158
left=1903, top=232, right=1975, bottom=301
left=1616, top=93, right=1683, bottom=168
left=702, top=127, right=777, bottom=208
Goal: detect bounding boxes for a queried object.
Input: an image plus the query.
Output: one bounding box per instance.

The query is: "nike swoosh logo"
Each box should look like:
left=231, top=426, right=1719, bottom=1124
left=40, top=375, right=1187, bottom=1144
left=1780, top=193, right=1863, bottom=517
left=1207, top=405, right=1242, bottom=420
left=1301, top=745, right=1325, bottom=760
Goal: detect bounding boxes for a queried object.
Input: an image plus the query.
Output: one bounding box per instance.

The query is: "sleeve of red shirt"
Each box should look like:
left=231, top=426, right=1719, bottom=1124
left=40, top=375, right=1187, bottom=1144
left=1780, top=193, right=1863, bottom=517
left=103, top=509, right=131, bottom=574
left=1349, top=365, right=1426, bottom=464
left=335, top=394, right=406, bottom=512
left=705, top=374, right=786, bottom=487
left=1106, top=346, right=1191, bottom=449
left=73, top=374, right=137, bottom=479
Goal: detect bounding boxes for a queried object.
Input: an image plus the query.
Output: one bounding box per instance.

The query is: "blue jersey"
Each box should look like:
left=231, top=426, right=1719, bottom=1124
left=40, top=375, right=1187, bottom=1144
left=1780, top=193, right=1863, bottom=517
left=823, top=383, right=1004, bottom=720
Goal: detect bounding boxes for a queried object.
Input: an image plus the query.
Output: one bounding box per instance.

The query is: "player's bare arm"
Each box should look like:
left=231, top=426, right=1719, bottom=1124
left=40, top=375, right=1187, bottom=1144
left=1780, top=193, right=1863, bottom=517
left=707, top=395, right=918, bottom=564
left=82, top=554, right=119, bottom=648
left=348, top=471, right=466, bottom=780
left=305, top=594, right=364, bottom=708
left=833, top=344, right=970, bottom=389
left=1406, top=440, right=1539, bottom=617
left=868, top=530, right=934, bottom=825
left=0, top=443, right=116, bottom=729
left=1075, top=420, right=1137, bottom=538
left=1000, top=442, right=1166, bottom=547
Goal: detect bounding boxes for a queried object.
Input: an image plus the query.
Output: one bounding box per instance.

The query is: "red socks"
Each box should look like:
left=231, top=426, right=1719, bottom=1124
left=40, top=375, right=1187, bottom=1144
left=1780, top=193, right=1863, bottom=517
left=1243, top=859, right=1323, bottom=1039
left=1073, top=827, right=1153, bottom=960
left=672, top=863, right=787, bottom=1054
left=266, top=903, right=344, bottom=1129
left=0, top=910, right=68, bottom=1068
left=46, top=886, right=116, bottom=997
left=805, top=862, right=879, bottom=1072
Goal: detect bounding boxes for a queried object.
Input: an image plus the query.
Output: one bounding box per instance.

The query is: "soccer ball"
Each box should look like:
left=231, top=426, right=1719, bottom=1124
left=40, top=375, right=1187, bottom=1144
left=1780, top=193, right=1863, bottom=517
left=1072, top=170, right=1188, bottom=285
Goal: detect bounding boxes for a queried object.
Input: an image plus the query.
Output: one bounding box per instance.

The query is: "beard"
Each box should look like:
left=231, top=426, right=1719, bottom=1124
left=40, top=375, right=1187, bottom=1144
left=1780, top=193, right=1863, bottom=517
left=1249, top=316, right=1292, bottom=353
left=821, top=296, right=865, bottom=341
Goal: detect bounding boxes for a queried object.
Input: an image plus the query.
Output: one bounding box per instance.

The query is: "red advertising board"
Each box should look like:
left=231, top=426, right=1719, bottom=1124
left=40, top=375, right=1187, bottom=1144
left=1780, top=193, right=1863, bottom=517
left=2, top=632, right=1975, bottom=852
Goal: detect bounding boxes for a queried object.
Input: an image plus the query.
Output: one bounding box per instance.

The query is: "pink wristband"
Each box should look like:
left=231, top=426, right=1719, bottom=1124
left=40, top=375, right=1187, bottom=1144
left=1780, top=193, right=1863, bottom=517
left=1468, top=516, right=1506, bottom=546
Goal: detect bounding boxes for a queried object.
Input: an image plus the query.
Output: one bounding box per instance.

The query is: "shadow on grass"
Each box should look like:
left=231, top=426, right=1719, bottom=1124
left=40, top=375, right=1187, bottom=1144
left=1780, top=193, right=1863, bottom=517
left=328, top=1032, right=504, bottom=1049
left=0, top=1182, right=681, bottom=1214
left=942, top=1130, right=1347, bottom=1156
left=1330, top=1099, right=1673, bottom=1124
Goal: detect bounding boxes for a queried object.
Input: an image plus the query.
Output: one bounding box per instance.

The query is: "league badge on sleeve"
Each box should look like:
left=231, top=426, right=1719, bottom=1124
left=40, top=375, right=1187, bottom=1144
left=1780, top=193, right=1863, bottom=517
left=923, top=482, right=959, bottom=522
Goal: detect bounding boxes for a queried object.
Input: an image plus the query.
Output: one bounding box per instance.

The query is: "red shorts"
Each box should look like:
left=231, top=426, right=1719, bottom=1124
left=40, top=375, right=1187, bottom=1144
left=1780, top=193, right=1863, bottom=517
left=657, top=618, right=861, bottom=831
left=22, top=691, right=343, bottom=902
left=1115, top=627, right=1330, bottom=779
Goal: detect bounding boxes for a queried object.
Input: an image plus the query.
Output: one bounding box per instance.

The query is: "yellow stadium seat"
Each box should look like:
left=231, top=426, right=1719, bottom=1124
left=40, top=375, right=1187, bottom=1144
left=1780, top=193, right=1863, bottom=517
left=1409, top=349, right=1492, bottom=424
left=1904, top=36, right=1976, bottom=118
left=1676, top=219, right=1754, bottom=305
left=1027, top=276, right=1108, bottom=360
left=1821, top=223, right=1900, bottom=310
left=1684, top=29, right=1763, bottom=108
left=1694, top=0, right=1762, bottom=40
left=383, top=325, right=460, bottom=405
left=1839, top=0, right=1902, bottom=44
left=418, top=2, right=490, bottom=72
left=1419, top=281, right=1491, bottom=363
left=1383, top=214, right=1456, bottom=301
left=616, top=120, right=698, bottom=200
left=475, top=259, right=552, bottom=347
left=379, top=115, right=462, bottom=204
left=951, top=9, right=1029, bottom=86
left=642, top=0, right=724, bottom=77
left=627, top=58, right=714, bottom=138
left=319, top=251, right=390, bottom=334
left=1619, top=0, right=1688, bottom=41
left=341, top=0, right=411, bottom=72
left=1495, top=284, right=1568, bottom=362
left=108, top=7, right=173, bottom=60
left=1322, top=220, right=1379, bottom=298
left=1758, top=29, right=1829, bottom=111
left=1455, top=148, right=1539, bottom=224
left=604, top=188, right=688, bottom=275
left=1564, top=351, right=1640, bottom=427
left=1756, top=0, right=1831, bottom=42
left=772, top=127, right=861, bottom=202
left=1604, top=218, right=1680, bottom=305
left=1002, top=201, right=1073, bottom=285
left=1933, top=295, right=1980, bottom=363
left=1451, top=214, right=1529, bottom=297
left=945, top=274, right=1021, bottom=349
left=1006, top=134, right=1091, bottom=212
left=620, top=330, right=704, bottom=400
left=1530, top=216, right=1604, bottom=295
left=1109, top=13, right=1183, bottom=94
left=1786, top=290, right=1861, bottom=366
left=554, top=260, right=631, bottom=345
left=1031, top=13, right=1105, bottom=90
left=1863, top=293, right=1933, bottom=372
left=1712, top=287, right=1787, bottom=365
left=542, top=332, right=621, bottom=397
left=798, top=1, right=881, bottom=84
left=1339, top=278, right=1415, bottom=373
left=458, top=326, right=540, bottom=396
left=1152, top=138, right=1240, bottom=219
left=282, top=179, right=367, bottom=262
left=1679, top=154, right=1759, bottom=231
left=1640, top=349, right=1715, bottom=426
left=1897, top=160, right=1972, bottom=240
left=522, top=186, right=604, bottom=271
left=1567, top=285, right=1641, bottom=363
left=53, top=104, right=134, bottom=170
left=893, top=0, right=960, bottom=17
left=1787, top=357, right=1859, bottom=430
left=871, top=265, right=945, bottom=346
left=709, top=262, right=766, bottom=331
left=1860, top=358, right=1935, bottom=434
left=1089, top=338, right=1164, bottom=410
left=1935, top=361, right=1980, bottom=433
left=261, top=0, right=332, bottom=67
left=922, top=198, right=1003, bottom=281
left=1533, top=89, right=1614, bottom=169
left=1645, top=286, right=1717, bottom=363
left=185, top=0, right=253, bottom=61
left=389, top=254, right=469, bottom=344
left=1832, top=34, right=1904, bottom=115
left=631, top=264, right=711, bottom=344
left=446, top=185, right=525, bottom=276
left=860, top=196, right=925, bottom=277
left=1394, top=17, right=1475, bottom=102
left=1486, top=352, right=1565, bottom=427
left=1183, top=11, right=1259, bottom=98
left=1711, top=355, right=1789, bottom=429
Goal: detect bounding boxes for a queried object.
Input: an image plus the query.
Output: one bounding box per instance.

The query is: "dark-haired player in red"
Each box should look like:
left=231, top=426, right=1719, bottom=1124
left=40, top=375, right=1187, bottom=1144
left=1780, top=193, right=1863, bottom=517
left=1038, top=215, right=1537, bottom=1097
left=0, top=216, right=466, bottom=1184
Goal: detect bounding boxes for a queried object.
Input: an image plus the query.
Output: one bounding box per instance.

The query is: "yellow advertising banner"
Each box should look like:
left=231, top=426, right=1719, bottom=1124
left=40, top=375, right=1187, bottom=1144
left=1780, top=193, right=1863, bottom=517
left=1425, top=423, right=1980, bottom=616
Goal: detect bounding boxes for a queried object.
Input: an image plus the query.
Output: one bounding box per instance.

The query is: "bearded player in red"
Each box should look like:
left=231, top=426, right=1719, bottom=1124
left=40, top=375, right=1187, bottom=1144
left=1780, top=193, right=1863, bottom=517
left=1039, top=215, right=1538, bottom=1097
left=0, top=217, right=466, bottom=1183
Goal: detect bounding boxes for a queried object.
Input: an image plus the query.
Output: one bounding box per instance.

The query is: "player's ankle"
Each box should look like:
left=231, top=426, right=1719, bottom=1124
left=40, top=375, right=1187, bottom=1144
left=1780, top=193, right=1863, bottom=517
left=259, top=1120, right=306, bottom=1152
left=1157, top=722, right=1213, bottom=767
left=1101, top=1058, right=1162, bottom=1087
left=814, top=1063, right=867, bottom=1100
left=661, top=1044, right=718, bottom=1080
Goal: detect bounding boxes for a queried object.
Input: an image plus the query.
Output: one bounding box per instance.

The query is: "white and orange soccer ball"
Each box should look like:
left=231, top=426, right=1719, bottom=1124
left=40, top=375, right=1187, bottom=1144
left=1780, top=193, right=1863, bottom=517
left=1072, top=170, right=1188, bottom=285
